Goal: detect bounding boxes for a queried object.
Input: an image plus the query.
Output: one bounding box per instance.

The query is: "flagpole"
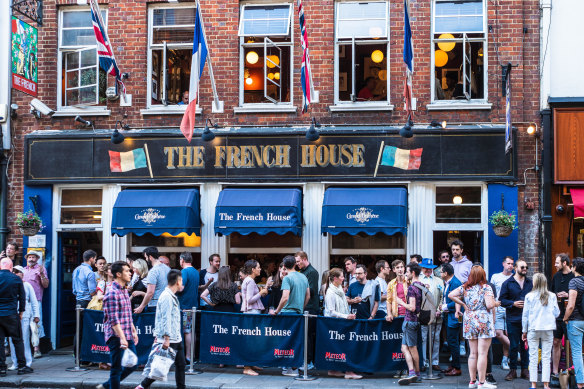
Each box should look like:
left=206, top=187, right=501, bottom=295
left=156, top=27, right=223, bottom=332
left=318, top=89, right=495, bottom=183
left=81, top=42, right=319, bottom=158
left=373, top=141, right=385, bottom=178
left=143, top=144, right=154, bottom=179
left=196, top=0, right=223, bottom=113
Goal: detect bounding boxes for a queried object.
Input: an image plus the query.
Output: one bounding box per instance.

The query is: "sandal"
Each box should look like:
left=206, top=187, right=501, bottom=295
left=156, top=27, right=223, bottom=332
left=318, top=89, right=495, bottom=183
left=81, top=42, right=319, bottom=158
left=243, top=367, right=259, bottom=376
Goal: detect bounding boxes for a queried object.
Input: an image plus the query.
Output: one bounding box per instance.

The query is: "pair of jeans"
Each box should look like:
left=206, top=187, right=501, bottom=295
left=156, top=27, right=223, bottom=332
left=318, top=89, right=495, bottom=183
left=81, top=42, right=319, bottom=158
left=567, top=320, right=584, bottom=384
left=9, top=317, right=32, bottom=367
left=0, top=314, right=26, bottom=370
left=421, top=320, right=442, bottom=365
left=507, top=320, right=528, bottom=370
left=101, top=337, right=138, bottom=389
left=141, top=341, right=186, bottom=389
left=446, top=324, right=461, bottom=369
left=527, top=330, right=553, bottom=383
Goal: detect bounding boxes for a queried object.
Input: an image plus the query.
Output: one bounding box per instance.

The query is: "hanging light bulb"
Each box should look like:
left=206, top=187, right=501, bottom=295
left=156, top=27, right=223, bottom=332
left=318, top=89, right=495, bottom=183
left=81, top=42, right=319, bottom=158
left=452, top=195, right=463, bottom=205
left=268, top=73, right=275, bottom=80
left=266, top=55, right=279, bottom=68
left=435, top=50, right=448, bottom=67
left=245, top=77, right=253, bottom=85
left=246, top=51, right=259, bottom=64
left=274, top=72, right=280, bottom=80
left=437, top=34, right=456, bottom=52
left=371, top=50, right=384, bottom=63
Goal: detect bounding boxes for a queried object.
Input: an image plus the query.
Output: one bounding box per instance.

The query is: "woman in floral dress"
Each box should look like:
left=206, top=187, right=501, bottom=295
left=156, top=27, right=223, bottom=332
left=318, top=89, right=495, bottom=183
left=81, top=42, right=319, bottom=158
left=449, top=265, right=496, bottom=389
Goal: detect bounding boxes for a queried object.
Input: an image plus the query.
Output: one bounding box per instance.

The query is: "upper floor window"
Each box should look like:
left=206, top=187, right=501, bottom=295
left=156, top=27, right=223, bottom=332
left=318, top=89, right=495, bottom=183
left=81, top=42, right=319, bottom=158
left=239, top=4, right=293, bottom=105
left=58, top=8, right=107, bottom=110
left=432, top=0, right=487, bottom=103
left=148, top=5, right=196, bottom=109
left=334, top=1, right=390, bottom=105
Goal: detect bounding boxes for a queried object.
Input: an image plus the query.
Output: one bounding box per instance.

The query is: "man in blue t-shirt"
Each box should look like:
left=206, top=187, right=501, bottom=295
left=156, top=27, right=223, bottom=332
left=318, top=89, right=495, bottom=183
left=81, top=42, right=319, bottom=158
left=346, top=264, right=380, bottom=320
left=176, top=252, right=199, bottom=362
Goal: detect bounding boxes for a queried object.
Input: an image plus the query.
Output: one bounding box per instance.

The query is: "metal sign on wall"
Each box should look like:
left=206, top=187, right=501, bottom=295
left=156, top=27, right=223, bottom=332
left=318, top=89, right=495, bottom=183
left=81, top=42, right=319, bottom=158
left=11, top=17, right=38, bottom=97
left=25, top=130, right=515, bottom=184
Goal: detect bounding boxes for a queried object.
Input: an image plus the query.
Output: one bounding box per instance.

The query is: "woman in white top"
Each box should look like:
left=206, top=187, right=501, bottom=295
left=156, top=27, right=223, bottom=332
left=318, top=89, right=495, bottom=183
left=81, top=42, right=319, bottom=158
left=9, top=266, right=40, bottom=369
left=323, top=268, right=361, bottom=379
left=522, top=273, right=560, bottom=389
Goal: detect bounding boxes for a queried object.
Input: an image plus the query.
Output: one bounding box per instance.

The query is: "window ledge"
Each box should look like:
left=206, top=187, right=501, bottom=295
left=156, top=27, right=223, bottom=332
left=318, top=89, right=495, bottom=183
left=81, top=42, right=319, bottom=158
left=426, top=102, right=492, bottom=111
left=233, top=105, right=297, bottom=114
left=52, top=109, right=111, bottom=117
left=140, top=107, right=202, bottom=116
left=329, top=104, right=394, bottom=112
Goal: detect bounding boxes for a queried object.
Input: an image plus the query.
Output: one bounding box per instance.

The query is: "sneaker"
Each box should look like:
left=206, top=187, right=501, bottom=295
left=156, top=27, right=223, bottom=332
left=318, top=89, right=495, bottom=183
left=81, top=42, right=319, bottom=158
left=423, top=360, right=429, bottom=368
left=0, top=369, right=6, bottom=377
left=416, top=375, right=423, bottom=383
left=8, top=365, right=17, bottom=371
left=501, top=356, right=510, bottom=370
left=469, top=381, right=478, bottom=388
left=33, top=350, right=42, bottom=358
left=486, top=373, right=496, bottom=384
left=17, top=366, right=33, bottom=375
left=398, top=374, right=417, bottom=386
left=282, top=368, right=299, bottom=377
left=478, top=382, right=497, bottom=389
left=460, top=344, right=467, bottom=356
left=299, top=362, right=314, bottom=371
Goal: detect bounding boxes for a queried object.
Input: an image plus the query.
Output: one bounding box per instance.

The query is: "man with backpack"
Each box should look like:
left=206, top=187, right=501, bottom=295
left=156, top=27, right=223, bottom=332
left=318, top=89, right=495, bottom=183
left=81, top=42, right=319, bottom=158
left=419, top=258, right=444, bottom=372
left=397, top=262, right=426, bottom=386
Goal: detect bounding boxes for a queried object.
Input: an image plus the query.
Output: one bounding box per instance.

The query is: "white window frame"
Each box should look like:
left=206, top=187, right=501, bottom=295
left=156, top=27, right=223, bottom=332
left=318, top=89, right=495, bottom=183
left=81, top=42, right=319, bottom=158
left=330, top=1, right=393, bottom=112
left=236, top=2, right=296, bottom=113
left=56, top=186, right=104, bottom=230
left=56, top=7, right=110, bottom=117
left=432, top=183, right=487, bottom=231
left=428, top=0, right=490, bottom=110
left=143, top=3, right=202, bottom=115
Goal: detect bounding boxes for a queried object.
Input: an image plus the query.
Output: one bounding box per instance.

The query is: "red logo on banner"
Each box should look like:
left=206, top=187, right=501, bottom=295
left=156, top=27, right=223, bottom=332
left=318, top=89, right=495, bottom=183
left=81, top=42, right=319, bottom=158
left=324, top=352, right=347, bottom=362
left=273, top=348, right=294, bottom=358
left=392, top=352, right=405, bottom=360
left=91, top=344, right=110, bottom=352
left=210, top=346, right=230, bottom=355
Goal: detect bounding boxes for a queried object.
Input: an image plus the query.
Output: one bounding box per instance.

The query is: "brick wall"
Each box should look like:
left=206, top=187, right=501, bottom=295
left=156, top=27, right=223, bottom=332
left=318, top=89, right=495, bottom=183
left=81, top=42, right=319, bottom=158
left=8, top=0, right=541, bottom=267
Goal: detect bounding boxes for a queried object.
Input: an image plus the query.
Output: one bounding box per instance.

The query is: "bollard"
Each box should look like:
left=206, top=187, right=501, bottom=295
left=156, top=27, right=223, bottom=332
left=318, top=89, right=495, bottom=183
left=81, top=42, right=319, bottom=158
left=294, top=311, right=316, bottom=381
left=66, top=305, right=88, bottom=372
left=185, top=307, right=202, bottom=375
left=423, top=322, right=441, bottom=380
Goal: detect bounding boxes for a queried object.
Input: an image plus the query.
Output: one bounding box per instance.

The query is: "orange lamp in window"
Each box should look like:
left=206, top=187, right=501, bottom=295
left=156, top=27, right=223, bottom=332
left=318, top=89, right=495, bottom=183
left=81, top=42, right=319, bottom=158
left=435, top=50, right=448, bottom=67
left=266, top=55, right=280, bottom=68
left=371, top=50, right=384, bottom=63
left=437, top=34, right=456, bottom=52
left=378, top=69, right=387, bottom=81
left=246, top=51, right=259, bottom=65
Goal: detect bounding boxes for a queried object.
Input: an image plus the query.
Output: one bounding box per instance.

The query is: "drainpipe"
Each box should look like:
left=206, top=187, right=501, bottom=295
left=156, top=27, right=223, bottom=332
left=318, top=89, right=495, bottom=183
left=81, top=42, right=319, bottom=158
left=541, top=109, right=552, bottom=279
left=0, top=152, right=9, bottom=250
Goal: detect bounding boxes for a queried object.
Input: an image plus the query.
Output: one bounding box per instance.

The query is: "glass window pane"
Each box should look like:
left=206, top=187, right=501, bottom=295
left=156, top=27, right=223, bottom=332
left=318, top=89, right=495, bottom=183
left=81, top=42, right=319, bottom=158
left=436, top=205, right=481, bottom=223
left=62, top=29, right=96, bottom=46
left=229, top=232, right=301, bottom=248
left=243, top=46, right=290, bottom=104
left=66, top=70, right=78, bottom=88
left=81, top=49, right=96, bottom=67
left=436, top=186, right=481, bottom=204
left=435, top=1, right=483, bottom=33
left=153, top=8, right=195, bottom=26
left=65, top=89, right=79, bottom=105
left=60, top=207, right=102, bottom=224
left=62, top=189, right=103, bottom=206
left=337, top=20, right=386, bottom=39
left=338, top=2, right=386, bottom=19
left=66, top=52, right=79, bottom=70
left=62, top=11, right=93, bottom=28
left=434, top=40, right=484, bottom=100
left=79, top=86, right=96, bottom=103
left=80, top=68, right=96, bottom=86
left=435, top=1, right=482, bottom=17
left=331, top=232, right=404, bottom=249
left=241, top=5, right=290, bottom=36
left=152, top=26, right=195, bottom=44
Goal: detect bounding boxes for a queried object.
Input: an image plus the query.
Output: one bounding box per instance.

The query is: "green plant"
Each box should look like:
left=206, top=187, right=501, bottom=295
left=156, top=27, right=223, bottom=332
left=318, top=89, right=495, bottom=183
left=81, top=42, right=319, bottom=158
left=489, top=210, right=518, bottom=229
left=15, top=210, right=44, bottom=230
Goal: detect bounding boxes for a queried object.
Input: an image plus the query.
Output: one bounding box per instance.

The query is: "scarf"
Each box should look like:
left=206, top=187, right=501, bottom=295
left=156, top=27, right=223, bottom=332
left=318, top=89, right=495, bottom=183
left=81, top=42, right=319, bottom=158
left=326, top=283, right=350, bottom=315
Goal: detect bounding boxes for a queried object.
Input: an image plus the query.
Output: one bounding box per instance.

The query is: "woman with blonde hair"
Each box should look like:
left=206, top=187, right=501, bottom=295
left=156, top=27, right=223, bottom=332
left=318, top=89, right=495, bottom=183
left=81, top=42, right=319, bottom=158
left=323, top=268, right=361, bottom=379
left=130, top=258, right=149, bottom=310
left=522, top=273, right=559, bottom=389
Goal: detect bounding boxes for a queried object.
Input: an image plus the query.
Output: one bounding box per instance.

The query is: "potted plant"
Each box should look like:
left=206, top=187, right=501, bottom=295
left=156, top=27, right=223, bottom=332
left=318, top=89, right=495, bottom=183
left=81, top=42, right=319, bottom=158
left=16, top=210, right=44, bottom=236
left=489, top=209, right=518, bottom=237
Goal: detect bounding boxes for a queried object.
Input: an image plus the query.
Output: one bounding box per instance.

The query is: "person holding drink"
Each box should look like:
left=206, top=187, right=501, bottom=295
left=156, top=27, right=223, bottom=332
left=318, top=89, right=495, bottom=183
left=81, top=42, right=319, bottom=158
left=323, top=268, right=361, bottom=379
left=551, top=253, right=573, bottom=381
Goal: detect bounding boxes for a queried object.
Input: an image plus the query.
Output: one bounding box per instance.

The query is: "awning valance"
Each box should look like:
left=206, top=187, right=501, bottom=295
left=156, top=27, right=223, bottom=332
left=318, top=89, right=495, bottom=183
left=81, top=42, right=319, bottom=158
left=321, top=187, right=407, bottom=236
left=111, top=189, right=201, bottom=237
left=571, top=188, right=584, bottom=219
left=214, top=188, right=302, bottom=236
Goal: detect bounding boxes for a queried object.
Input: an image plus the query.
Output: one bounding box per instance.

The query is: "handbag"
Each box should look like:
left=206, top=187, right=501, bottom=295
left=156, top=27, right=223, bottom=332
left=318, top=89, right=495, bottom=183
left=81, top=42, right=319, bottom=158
left=87, top=295, right=103, bottom=311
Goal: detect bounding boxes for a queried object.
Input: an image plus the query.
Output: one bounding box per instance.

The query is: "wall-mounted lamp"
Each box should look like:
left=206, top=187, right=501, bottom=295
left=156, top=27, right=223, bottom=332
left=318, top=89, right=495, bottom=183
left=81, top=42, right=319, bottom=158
left=75, top=115, right=93, bottom=128
left=441, top=120, right=447, bottom=129
left=399, top=118, right=413, bottom=138
left=202, top=118, right=217, bottom=142
left=306, top=117, right=321, bottom=142
left=430, top=120, right=441, bottom=128
left=526, top=122, right=539, bottom=136
left=10, top=104, right=18, bottom=119
left=111, top=120, right=129, bottom=144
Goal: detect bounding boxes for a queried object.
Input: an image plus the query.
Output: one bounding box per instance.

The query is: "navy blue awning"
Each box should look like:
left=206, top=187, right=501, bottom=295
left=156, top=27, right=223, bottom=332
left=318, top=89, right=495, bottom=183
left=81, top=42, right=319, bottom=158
left=111, top=189, right=201, bottom=237
left=214, top=188, right=302, bottom=236
left=321, top=187, right=407, bottom=236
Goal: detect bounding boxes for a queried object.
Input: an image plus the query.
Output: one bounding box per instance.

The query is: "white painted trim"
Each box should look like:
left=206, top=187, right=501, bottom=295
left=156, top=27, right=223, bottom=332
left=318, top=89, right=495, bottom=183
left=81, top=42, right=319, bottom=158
left=140, top=107, right=202, bottom=116
left=329, top=104, right=394, bottom=112
left=229, top=247, right=301, bottom=254
left=131, top=246, right=202, bottom=253
left=426, top=103, right=492, bottom=111
left=52, top=109, right=111, bottom=117
left=331, top=248, right=406, bottom=255
left=233, top=105, right=297, bottom=113
left=50, top=187, right=59, bottom=350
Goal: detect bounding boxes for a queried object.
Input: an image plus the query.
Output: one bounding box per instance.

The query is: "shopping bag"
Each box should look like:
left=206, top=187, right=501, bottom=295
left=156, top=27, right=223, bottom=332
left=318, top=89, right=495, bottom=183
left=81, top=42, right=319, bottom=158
left=30, top=322, right=39, bottom=348
left=86, top=295, right=103, bottom=311
left=143, top=343, right=176, bottom=381
left=121, top=348, right=138, bottom=368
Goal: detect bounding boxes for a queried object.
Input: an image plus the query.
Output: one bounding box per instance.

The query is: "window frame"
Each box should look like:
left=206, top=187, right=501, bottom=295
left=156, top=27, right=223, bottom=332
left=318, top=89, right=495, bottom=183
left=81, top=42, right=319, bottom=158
left=145, top=3, right=199, bottom=113
left=432, top=183, right=487, bottom=231
left=237, top=2, right=295, bottom=110
left=57, top=186, right=104, bottom=230
left=332, top=1, right=393, bottom=111
left=429, top=0, right=489, bottom=107
left=57, top=6, right=109, bottom=115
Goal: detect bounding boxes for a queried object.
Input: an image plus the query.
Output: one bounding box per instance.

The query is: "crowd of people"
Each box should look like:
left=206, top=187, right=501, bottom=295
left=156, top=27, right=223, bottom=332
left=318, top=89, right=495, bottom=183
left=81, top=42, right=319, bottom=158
left=4, top=239, right=584, bottom=389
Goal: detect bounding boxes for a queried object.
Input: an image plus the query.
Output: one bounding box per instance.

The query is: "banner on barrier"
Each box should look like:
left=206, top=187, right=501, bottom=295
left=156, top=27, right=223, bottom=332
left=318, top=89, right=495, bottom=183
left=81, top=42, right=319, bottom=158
left=80, top=309, right=155, bottom=365
left=199, top=311, right=304, bottom=367
left=315, top=317, right=407, bottom=373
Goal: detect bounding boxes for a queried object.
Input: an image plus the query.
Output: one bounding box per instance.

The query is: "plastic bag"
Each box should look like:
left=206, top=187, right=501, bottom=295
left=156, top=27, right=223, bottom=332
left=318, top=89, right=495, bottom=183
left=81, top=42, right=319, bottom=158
left=143, top=343, right=176, bottom=381
left=121, top=348, right=138, bottom=368
left=30, top=322, right=39, bottom=348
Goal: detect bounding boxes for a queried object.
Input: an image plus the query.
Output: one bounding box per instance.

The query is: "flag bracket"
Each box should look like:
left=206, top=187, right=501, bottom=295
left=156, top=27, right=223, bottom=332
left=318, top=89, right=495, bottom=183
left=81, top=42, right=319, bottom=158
left=212, top=100, right=224, bottom=113
left=12, top=0, right=43, bottom=26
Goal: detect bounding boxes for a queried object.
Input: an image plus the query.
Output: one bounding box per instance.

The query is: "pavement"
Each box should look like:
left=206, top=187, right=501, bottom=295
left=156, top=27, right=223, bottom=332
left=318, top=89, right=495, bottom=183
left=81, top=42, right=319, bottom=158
left=0, top=352, right=542, bottom=389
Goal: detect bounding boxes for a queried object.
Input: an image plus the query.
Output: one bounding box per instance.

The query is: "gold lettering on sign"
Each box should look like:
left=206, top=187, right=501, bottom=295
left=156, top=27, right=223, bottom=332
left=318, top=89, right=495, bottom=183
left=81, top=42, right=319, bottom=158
left=177, top=146, right=192, bottom=168
left=164, top=147, right=177, bottom=169
left=215, top=146, right=226, bottom=168
left=275, top=145, right=291, bottom=167
left=353, top=144, right=365, bottom=167
left=300, top=144, right=365, bottom=168
left=164, top=147, right=205, bottom=169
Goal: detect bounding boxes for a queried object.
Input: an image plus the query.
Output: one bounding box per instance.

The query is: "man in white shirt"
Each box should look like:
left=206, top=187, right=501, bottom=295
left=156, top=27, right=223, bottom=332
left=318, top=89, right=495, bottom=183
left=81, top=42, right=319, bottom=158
left=490, top=255, right=514, bottom=370
left=419, top=258, right=445, bottom=372
left=374, top=260, right=390, bottom=318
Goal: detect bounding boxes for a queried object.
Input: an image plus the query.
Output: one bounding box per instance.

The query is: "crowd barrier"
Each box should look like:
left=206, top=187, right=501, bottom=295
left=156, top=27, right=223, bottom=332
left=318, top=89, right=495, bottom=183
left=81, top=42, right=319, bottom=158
left=73, top=306, right=408, bottom=376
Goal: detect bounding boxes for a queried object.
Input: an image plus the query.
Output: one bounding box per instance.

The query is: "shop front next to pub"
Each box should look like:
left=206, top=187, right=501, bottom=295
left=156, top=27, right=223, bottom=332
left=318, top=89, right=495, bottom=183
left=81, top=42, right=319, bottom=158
left=23, top=125, right=517, bottom=348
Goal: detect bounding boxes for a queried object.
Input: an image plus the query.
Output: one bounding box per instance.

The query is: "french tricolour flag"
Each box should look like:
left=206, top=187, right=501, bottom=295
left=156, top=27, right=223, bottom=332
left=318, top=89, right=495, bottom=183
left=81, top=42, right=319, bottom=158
left=109, top=148, right=147, bottom=172
left=381, top=146, right=422, bottom=170
left=180, top=7, right=208, bottom=143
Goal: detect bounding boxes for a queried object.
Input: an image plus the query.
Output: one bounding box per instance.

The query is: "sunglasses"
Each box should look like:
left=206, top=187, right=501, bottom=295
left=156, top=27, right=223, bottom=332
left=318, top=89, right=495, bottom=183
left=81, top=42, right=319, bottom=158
left=518, top=266, right=528, bottom=270
left=441, top=255, right=449, bottom=258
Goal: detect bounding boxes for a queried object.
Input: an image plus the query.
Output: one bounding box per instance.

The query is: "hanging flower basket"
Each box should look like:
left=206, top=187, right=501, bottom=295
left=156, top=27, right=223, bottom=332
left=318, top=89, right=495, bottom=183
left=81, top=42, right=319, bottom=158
left=16, top=210, right=44, bottom=237
left=493, top=225, right=513, bottom=238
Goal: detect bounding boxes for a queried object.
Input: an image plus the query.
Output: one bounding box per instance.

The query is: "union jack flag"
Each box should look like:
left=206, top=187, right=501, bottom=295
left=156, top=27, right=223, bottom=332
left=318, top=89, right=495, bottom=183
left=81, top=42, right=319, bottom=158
left=298, top=0, right=313, bottom=113
left=403, top=0, right=414, bottom=119
left=89, top=0, right=126, bottom=96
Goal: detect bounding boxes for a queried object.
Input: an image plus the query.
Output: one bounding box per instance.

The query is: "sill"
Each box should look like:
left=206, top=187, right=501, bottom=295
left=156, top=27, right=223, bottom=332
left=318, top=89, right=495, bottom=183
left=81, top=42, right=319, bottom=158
left=233, top=105, right=297, bottom=114
left=329, top=104, right=394, bottom=112
left=140, top=107, right=202, bottom=115
left=52, top=109, right=111, bottom=117
left=426, top=102, right=492, bottom=111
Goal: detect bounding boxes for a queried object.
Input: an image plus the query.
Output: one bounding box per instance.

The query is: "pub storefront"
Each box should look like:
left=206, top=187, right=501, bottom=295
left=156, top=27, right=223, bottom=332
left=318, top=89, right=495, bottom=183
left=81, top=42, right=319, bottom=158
left=24, top=126, right=517, bottom=347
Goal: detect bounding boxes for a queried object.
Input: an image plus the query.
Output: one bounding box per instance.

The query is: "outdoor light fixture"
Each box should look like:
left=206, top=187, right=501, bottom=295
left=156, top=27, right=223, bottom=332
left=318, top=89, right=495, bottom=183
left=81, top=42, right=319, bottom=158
left=527, top=123, right=539, bottom=136
left=453, top=195, right=463, bottom=205
left=399, top=119, right=414, bottom=138
left=111, top=120, right=129, bottom=144
left=202, top=118, right=217, bottom=142
left=437, top=34, right=456, bottom=51
left=246, top=51, right=259, bottom=64
left=371, top=50, right=384, bottom=63
left=306, top=117, right=320, bottom=142
left=441, top=120, right=447, bottom=128
left=75, top=115, right=93, bottom=128
left=430, top=120, right=441, bottom=128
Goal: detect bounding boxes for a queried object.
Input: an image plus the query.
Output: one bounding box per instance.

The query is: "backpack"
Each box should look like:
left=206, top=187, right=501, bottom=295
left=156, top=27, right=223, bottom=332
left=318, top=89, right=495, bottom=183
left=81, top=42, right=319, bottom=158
left=413, top=282, right=437, bottom=325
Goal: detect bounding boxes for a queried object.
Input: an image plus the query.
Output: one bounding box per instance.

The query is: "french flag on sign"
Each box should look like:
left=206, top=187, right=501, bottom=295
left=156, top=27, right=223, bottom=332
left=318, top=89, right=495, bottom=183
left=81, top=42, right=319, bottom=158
left=109, top=148, right=147, bottom=172
left=180, top=7, right=208, bottom=143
